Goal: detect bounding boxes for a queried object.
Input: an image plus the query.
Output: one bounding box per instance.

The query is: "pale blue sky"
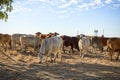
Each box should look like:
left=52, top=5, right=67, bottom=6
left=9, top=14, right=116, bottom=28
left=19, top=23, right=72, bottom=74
left=0, top=0, right=120, bottom=37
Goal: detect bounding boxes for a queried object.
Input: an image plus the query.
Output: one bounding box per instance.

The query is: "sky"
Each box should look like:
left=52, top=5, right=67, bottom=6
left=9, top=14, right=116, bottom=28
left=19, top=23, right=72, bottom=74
left=0, top=0, right=120, bottom=37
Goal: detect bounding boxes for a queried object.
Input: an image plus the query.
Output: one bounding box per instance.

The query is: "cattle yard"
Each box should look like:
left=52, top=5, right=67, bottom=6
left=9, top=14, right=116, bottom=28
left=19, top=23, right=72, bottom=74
left=0, top=32, right=120, bottom=80
left=0, top=47, right=120, bottom=80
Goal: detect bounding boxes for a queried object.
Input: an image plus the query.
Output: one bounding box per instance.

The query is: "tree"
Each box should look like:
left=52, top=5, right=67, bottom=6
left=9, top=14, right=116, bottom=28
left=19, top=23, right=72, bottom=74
left=0, top=0, right=13, bottom=21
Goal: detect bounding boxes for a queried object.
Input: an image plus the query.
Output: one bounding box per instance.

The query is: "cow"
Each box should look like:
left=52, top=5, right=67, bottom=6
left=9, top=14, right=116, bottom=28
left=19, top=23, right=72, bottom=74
left=35, top=32, right=41, bottom=37
left=91, top=36, right=109, bottom=52
left=35, top=32, right=60, bottom=45
left=0, top=33, right=11, bottom=51
left=107, top=38, right=120, bottom=61
left=38, top=36, right=63, bottom=63
left=78, top=36, right=90, bottom=58
left=3, top=34, right=12, bottom=50
left=11, top=33, right=26, bottom=50
left=60, top=35, right=79, bottom=53
left=48, top=32, right=60, bottom=37
left=0, top=33, right=4, bottom=47
left=35, top=32, right=50, bottom=44
left=20, top=35, right=41, bottom=53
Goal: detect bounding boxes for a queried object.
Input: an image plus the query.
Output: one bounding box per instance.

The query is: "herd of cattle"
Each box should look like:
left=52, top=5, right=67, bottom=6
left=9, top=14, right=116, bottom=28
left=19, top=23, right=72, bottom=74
left=0, top=32, right=120, bottom=63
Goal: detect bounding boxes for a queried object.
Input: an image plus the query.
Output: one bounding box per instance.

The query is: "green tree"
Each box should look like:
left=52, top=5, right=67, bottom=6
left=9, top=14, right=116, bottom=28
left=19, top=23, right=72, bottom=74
left=0, top=0, right=13, bottom=21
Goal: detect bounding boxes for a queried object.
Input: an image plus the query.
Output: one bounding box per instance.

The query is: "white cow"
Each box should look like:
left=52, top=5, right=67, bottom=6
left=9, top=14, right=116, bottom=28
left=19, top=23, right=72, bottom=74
left=11, top=34, right=26, bottom=49
left=20, top=35, right=41, bottom=52
left=11, top=33, right=37, bottom=50
left=39, top=36, right=63, bottom=63
left=78, top=36, right=90, bottom=58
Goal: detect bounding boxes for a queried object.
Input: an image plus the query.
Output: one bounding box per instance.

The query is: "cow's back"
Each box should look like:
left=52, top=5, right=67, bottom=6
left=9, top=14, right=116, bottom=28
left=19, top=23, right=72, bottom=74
left=20, top=36, right=41, bottom=49
left=71, top=37, right=79, bottom=50
left=61, top=35, right=71, bottom=47
left=12, top=34, right=25, bottom=44
left=20, top=36, right=35, bottom=47
left=45, top=36, right=63, bottom=52
left=40, top=36, right=63, bottom=54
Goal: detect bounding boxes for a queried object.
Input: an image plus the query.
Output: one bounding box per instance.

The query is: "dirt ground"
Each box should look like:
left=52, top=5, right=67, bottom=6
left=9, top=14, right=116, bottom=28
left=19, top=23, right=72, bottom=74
left=0, top=48, right=120, bottom=80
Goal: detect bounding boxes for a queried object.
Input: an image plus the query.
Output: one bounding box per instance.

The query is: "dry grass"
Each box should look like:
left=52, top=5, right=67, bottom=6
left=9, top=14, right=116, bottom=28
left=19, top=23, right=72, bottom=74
left=0, top=47, right=120, bottom=80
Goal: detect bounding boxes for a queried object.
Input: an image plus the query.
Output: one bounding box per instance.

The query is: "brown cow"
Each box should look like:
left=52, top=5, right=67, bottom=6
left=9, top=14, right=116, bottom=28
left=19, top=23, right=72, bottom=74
left=0, top=33, right=4, bottom=44
left=0, top=33, right=11, bottom=51
left=35, top=32, right=41, bottom=37
left=97, top=36, right=109, bottom=47
left=3, top=34, right=12, bottom=50
left=91, top=36, right=109, bottom=52
left=60, top=35, right=79, bottom=53
left=48, top=32, right=60, bottom=37
left=35, top=32, right=47, bottom=44
left=107, top=38, right=120, bottom=61
left=35, top=32, right=60, bottom=44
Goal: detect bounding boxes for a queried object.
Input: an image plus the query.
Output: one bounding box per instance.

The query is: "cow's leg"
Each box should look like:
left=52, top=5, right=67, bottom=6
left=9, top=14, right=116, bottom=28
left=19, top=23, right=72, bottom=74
left=33, top=42, right=36, bottom=51
left=84, top=50, right=88, bottom=57
left=24, top=45, right=27, bottom=53
left=20, top=42, right=23, bottom=53
left=93, top=47, right=97, bottom=54
left=49, top=55, right=53, bottom=63
left=80, top=49, right=84, bottom=58
left=47, top=51, right=53, bottom=62
left=21, top=44, right=25, bottom=53
left=39, top=52, right=43, bottom=64
left=7, top=42, right=11, bottom=51
left=71, top=46, right=73, bottom=53
left=44, top=56, right=49, bottom=63
left=53, top=53, right=57, bottom=62
left=6, top=43, right=9, bottom=51
left=59, top=52, right=62, bottom=62
left=59, top=46, right=63, bottom=62
left=79, top=49, right=82, bottom=57
left=116, top=51, right=120, bottom=60
left=11, top=41, right=15, bottom=50
left=63, top=46, right=65, bottom=53
left=3, top=43, right=7, bottom=51
left=9, top=41, right=12, bottom=50
left=11, top=41, right=13, bottom=50
left=109, top=51, right=113, bottom=61
left=77, top=47, right=80, bottom=52
left=81, top=50, right=85, bottom=58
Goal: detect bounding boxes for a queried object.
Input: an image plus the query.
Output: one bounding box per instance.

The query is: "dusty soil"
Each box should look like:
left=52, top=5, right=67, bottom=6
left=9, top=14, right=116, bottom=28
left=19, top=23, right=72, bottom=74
left=0, top=48, right=120, bottom=80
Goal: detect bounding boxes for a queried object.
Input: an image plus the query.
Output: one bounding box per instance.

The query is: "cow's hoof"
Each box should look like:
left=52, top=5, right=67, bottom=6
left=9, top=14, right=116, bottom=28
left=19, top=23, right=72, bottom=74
left=110, top=59, right=112, bottom=61
left=115, top=58, right=118, bottom=61
left=39, top=61, right=42, bottom=64
left=50, top=60, right=54, bottom=63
